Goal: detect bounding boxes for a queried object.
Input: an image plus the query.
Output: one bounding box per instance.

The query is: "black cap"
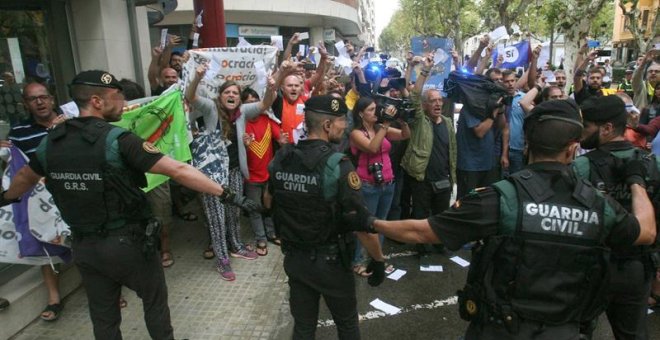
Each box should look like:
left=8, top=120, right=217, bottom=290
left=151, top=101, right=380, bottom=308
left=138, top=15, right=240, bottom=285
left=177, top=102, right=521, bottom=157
left=580, top=95, right=626, bottom=123
left=524, top=99, right=583, bottom=130
left=304, top=95, right=348, bottom=116
left=625, top=69, right=634, bottom=74
left=70, top=70, right=123, bottom=90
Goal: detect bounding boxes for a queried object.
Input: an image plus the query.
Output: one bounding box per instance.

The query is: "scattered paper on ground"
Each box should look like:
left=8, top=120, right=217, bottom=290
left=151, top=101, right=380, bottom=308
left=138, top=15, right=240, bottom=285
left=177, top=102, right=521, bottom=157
left=450, top=256, right=470, bottom=267
left=370, top=298, right=401, bottom=315
left=420, top=265, right=443, bottom=272
left=387, top=269, right=407, bottom=281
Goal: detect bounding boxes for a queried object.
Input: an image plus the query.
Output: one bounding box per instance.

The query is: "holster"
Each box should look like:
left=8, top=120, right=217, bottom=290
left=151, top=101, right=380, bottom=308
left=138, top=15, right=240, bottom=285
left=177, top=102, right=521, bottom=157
left=142, top=218, right=162, bottom=257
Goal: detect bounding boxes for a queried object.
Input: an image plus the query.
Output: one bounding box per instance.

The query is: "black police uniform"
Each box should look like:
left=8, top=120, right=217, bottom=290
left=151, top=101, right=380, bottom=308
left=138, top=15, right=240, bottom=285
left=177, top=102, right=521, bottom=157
left=30, top=71, right=173, bottom=340
left=427, top=101, right=643, bottom=339
left=573, top=96, right=659, bottom=340
left=268, top=96, right=364, bottom=340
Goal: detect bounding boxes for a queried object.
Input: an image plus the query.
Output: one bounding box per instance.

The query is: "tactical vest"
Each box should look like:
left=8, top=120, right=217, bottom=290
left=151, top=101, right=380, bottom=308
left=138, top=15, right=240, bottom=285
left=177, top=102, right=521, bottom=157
left=35, top=119, right=150, bottom=233
left=269, top=144, right=344, bottom=247
left=573, top=147, right=660, bottom=258
left=458, top=169, right=613, bottom=329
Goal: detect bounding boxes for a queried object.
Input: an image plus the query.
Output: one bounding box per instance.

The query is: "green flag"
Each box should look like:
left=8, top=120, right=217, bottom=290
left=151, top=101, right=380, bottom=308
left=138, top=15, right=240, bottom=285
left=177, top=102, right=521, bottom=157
left=113, top=90, right=191, bottom=192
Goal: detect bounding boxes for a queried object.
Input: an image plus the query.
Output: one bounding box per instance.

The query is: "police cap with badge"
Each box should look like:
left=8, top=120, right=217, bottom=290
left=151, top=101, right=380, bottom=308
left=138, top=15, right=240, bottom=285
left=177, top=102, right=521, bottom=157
left=304, top=95, right=348, bottom=117
left=70, top=70, right=123, bottom=91
left=524, top=99, right=583, bottom=130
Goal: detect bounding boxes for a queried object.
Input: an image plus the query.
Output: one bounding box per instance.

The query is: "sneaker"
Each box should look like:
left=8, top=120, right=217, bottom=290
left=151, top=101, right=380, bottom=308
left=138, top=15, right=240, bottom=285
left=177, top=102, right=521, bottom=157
left=217, top=259, right=235, bottom=281
left=230, top=248, right=258, bottom=260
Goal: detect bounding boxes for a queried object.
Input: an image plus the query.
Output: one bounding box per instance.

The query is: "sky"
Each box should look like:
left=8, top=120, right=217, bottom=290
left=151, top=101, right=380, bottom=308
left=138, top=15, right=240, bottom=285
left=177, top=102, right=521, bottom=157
left=374, top=0, right=400, bottom=46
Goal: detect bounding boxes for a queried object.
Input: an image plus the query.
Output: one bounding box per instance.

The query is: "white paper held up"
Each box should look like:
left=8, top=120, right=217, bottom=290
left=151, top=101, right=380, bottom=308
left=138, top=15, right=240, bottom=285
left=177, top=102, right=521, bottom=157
left=271, top=35, right=284, bottom=51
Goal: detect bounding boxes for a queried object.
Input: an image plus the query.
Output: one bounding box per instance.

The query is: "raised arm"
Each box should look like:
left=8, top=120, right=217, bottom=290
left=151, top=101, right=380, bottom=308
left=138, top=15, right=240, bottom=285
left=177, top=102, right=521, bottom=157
left=159, top=34, right=182, bottom=71
left=466, top=35, right=490, bottom=71
left=413, top=54, right=434, bottom=94
left=475, top=45, right=493, bottom=75
left=283, top=33, right=301, bottom=62
left=574, top=50, right=597, bottom=94
left=308, top=43, right=329, bottom=91
left=184, top=63, right=208, bottom=104
left=526, top=45, right=542, bottom=90
left=148, top=47, right=163, bottom=89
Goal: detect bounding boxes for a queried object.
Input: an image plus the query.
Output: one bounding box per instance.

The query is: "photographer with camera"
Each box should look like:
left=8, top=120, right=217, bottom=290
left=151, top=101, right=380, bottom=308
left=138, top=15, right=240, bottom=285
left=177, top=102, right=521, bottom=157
left=349, top=96, right=410, bottom=276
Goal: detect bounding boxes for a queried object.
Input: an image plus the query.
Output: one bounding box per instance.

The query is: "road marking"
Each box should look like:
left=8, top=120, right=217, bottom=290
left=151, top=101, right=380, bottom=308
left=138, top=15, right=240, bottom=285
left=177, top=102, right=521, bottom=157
left=385, top=250, right=418, bottom=259
left=317, top=295, right=458, bottom=327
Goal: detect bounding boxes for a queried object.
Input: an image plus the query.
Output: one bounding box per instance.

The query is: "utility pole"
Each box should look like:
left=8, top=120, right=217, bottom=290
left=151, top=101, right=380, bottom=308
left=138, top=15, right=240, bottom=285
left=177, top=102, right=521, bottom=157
left=193, top=0, right=227, bottom=47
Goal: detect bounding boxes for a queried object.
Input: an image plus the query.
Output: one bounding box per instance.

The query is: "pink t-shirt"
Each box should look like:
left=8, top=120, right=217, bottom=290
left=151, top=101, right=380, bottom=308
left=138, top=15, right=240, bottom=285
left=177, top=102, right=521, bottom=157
left=350, top=130, right=394, bottom=184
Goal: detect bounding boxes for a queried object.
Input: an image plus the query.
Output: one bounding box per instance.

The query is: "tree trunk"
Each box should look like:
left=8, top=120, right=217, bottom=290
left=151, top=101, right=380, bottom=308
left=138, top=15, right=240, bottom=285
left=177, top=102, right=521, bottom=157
left=560, top=0, right=608, bottom=90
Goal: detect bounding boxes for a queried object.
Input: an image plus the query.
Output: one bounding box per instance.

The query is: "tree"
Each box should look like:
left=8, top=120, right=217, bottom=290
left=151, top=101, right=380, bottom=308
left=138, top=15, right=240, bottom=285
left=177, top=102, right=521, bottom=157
left=618, top=0, right=660, bottom=53
left=478, top=0, right=535, bottom=34
left=379, top=0, right=480, bottom=57
left=555, top=0, right=610, bottom=89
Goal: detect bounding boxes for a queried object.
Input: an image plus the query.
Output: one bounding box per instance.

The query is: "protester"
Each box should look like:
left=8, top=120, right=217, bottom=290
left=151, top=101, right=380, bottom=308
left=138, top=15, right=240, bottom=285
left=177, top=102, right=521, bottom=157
left=3, top=82, right=67, bottom=322
left=618, top=69, right=635, bottom=99
left=573, top=50, right=617, bottom=104
left=241, top=87, right=286, bottom=255
left=632, top=50, right=659, bottom=110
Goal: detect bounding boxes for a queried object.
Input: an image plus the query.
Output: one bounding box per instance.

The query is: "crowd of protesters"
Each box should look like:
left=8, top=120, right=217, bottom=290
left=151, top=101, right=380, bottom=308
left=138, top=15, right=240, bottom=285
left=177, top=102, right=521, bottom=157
left=1, top=23, right=660, bottom=339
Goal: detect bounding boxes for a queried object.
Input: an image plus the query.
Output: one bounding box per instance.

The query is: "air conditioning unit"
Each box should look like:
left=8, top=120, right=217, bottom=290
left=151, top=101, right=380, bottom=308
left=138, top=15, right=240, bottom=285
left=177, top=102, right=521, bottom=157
left=137, top=0, right=178, bottom=25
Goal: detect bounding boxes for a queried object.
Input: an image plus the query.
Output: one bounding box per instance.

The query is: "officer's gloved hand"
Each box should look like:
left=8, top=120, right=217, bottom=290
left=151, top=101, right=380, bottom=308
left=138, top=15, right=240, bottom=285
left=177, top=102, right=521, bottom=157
left=623, top=159, right=647, bottom=188
left=342, top=198, right=377, bottom=233
left=219, top=186, right=262, bottom=212
left=366, top=260, right=385, bottom=287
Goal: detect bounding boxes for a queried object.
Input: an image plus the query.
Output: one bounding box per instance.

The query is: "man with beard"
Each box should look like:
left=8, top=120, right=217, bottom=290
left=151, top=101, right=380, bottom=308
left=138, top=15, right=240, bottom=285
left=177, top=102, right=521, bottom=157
left=266, top=95, right=384, bottom=339
left=148, top=46, right=180, bottom=96
left=632, top=50, right=659, bottom=110
left=573, top=50, right=617, bottom=105
left=573, top=95, right=660, bottom=339
left=344, top=99, right=656, bottom=339
left=0, top=70, right=259, bottom=339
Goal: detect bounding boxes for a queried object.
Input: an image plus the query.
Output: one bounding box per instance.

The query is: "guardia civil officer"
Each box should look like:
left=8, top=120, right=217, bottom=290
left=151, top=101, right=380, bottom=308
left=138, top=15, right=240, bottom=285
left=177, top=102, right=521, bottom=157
left=344, top=99, right=657, bottom=339
left=574, top=95, right=660, bottom=340
left=265, top=95, right=386, bottom=340
left=0, top=70, right=259, bottom=340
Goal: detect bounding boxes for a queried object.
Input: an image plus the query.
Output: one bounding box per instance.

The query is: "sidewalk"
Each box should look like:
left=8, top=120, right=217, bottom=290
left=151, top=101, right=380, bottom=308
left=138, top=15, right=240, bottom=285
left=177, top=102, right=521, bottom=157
left=10, top=209, right=293, bottom=340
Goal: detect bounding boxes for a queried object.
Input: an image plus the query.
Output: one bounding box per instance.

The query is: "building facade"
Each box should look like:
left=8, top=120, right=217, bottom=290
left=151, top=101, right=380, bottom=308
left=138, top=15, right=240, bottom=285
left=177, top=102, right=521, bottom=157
left=155, top=0, right=375, bottom=51
left=612, top=0, right=659, bottom=64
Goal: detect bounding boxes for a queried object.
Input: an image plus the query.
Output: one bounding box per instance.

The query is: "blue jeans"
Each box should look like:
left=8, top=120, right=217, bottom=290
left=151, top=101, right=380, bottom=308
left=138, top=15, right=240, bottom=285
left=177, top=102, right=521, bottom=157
left=245, top=181, right=275, bottom=242
left=353, top=182, right=395, bottom=265
left=508, top=149, right=525, bottom=174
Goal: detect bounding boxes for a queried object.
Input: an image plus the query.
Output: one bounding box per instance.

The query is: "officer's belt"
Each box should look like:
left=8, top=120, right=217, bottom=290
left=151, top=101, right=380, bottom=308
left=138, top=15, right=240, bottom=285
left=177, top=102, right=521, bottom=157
left=72, top=221, right=144, bottom=239
left=282, top=242, right=340, bottom=256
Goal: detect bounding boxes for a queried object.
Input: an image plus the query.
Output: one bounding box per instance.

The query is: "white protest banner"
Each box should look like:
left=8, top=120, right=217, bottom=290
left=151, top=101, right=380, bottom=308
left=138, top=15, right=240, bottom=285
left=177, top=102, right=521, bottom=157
left=0, top=149, right=70, bottom=265
left=237, top=37, right=252, bottom=48
left=181, top=46, right=278, bottom=99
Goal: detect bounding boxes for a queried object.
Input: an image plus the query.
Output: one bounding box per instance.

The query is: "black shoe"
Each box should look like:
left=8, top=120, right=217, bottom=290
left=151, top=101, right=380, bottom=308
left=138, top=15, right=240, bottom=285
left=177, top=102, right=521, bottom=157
left=0, top=298, right=9, bottom=311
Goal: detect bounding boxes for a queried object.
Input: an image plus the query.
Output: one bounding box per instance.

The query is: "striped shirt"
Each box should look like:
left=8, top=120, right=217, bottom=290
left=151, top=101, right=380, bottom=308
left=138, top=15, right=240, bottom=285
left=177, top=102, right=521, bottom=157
left=8, top=118, right=52, bottom=156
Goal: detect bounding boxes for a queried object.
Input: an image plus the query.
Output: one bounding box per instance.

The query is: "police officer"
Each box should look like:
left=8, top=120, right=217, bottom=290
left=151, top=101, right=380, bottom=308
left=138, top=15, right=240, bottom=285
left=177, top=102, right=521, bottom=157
left=265, top=95, right=385, bottom=340
left=344, top=99, right=657, bottom=339
left=574, top=95, right=660, bottom=339
left=0, top=70, right=259, bottom=340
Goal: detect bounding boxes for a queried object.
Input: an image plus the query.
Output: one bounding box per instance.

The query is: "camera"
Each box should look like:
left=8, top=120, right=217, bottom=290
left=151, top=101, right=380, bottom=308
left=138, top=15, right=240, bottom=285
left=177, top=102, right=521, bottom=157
left=374, top=93, right=415, bottom=123
left=368, top=162, right=385, bottom=184
left=444, top=71, right=512, bottom=121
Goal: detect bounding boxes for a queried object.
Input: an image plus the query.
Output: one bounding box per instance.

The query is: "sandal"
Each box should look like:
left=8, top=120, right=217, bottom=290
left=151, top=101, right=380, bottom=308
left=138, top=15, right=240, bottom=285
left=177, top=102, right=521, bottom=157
left=385, top=263, right=395, bottom=274
left=353, top=264, right=371, bottom=277
left=161, top=252, right=175, bottom=268
left=179, top=212, right=198, bottom=222
left=256, top=241, right=268, bottom=256
left=40, top=303, right=63, bottom=322
left=203, top=246, right=215, bottom=260
left=119, top=296, right=128, bottom=309
left=267, top=234, right=281, bottom=246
